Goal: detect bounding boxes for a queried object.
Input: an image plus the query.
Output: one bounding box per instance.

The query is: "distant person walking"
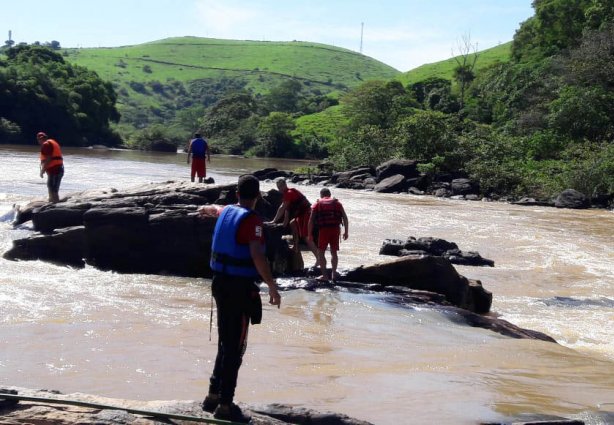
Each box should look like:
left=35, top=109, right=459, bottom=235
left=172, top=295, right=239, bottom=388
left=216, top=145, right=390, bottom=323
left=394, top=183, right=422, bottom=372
left=36, top=132, right=64, bottom=203
left=271, top=178, right=319, bottom=266
left=308, top=188, right=349, bottom=282
left=187, top=133, right=210, bottom=183
left=202, top=174, right=281, bottom=423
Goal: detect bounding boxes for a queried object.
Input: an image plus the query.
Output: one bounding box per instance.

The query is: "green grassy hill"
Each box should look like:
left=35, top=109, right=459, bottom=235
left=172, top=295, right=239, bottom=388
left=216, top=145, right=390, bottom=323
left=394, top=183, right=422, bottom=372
left=66, top=37, right=399, bottom=91
left=397, top=42, right=512, bottom=86
left=62, top=37, right=400, bottom=138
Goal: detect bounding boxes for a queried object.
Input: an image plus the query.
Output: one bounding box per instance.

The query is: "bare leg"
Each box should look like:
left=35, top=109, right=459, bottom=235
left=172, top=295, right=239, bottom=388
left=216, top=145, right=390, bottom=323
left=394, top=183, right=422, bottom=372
left=317, top=249, right=328, bottom=280
left=289, top=220, right=299, bottom=252
left=305, top=237, right=320, bottom=266
left=331, top=250, right=339, bottom=281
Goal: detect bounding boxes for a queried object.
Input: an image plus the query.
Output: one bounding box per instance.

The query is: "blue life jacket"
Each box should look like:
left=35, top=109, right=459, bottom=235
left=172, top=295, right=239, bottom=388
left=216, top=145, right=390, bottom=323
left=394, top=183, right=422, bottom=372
left=190, top=138, right=207, bottom=158
left=210, top=205, right=260, bottom=278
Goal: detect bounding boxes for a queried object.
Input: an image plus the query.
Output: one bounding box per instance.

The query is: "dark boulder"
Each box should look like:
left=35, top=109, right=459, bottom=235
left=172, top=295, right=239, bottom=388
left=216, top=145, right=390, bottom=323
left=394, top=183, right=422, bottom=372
left=342, top=255, right=492, bottom=313
left=329, top=166, right=375, bottom=185
left=380, top=237, right=495, bottom=267
left=555, top=189, right=590, bottom=209
left=451, top=178, right=479, bottom=195
left=375, top=159, right=418, bottom=182
left=374, top=174, right=407, bottom=193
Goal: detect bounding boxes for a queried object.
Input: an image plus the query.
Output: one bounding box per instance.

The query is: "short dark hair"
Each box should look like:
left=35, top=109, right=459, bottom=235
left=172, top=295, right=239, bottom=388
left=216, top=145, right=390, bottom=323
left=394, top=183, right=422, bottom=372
left=320, top=188, right=331, bottom=197
left=237, top=174, right=260, bottom=200
left=194, top=133, right=201, bottom=138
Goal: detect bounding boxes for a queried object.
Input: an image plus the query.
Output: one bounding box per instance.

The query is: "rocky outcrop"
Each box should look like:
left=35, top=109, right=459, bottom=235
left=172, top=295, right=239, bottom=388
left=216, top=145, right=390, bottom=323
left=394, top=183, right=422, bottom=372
left=555, top=189, right=590, bottom=209
left=6, top=181, right=294, bottom=277
left=0, top=387, right=372, bottom=425
left=252, top=165, right=612, bottom=209
left=341, top=255, right=493, bottom=314
left=379, top=237, right=495, bottom=267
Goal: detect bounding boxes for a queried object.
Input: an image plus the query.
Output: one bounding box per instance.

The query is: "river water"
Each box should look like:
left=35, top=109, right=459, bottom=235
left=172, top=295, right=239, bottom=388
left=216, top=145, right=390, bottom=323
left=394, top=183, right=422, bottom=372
left=0, top=145, right=612, bottom=424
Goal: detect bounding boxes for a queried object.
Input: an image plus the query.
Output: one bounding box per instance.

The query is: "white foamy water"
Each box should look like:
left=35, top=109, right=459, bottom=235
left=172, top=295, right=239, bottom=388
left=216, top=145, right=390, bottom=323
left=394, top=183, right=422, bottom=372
left=0, top=145, right=613, bottom=424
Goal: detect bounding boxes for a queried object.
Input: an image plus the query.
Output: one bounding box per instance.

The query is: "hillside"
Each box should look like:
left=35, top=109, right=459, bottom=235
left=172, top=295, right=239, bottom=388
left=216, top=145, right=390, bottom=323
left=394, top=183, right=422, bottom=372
left=397, top=42, right=511, bottom=86
left=66, top=37, right=400, bottom=91
left=62, top=37, right=400, bottom=137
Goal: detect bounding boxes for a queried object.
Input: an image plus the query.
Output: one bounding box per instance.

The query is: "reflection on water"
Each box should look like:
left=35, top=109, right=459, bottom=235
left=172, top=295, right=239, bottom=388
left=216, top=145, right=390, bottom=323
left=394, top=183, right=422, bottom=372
left=0, top=146, right=613, bottom=424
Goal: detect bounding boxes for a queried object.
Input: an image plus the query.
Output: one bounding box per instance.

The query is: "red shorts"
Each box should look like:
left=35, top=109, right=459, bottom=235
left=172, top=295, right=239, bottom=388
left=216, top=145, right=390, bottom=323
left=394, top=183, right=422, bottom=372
left=317, top=226, right=340, bottom=251
left=191, top=158, right=206, bottom=178
left=293, top=209, right=311, bottom=239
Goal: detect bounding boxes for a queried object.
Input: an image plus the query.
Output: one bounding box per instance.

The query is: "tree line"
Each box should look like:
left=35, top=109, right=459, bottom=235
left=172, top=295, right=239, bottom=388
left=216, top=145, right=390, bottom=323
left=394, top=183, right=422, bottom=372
left=0, top=44, right=121, bottom=146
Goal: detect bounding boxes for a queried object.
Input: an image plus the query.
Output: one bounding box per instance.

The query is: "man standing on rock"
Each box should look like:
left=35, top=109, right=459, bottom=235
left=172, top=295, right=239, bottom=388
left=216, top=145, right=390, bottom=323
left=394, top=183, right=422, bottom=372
left=202, top=174, right=281, bottom=424
left=271, top=178, right=319, bottom=267
left=36, top=132, right=64, bottom=203
left=187, top=133, right=210, bottom=183
left=308, top=188, right=349, bottom=282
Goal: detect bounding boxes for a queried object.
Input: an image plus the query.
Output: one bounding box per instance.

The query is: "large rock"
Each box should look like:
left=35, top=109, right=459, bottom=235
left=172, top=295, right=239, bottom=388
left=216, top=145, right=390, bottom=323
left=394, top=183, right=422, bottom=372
left=554, top=189, right=590, bottom=209
left=342, top=255, right=492, bottom=313
left=375, top=159, right=418, bottom=182
left=4, top=181, right=297, bottom=278
left=373, top=174, right=407, bottom=193
left=379, top=237, right=495, bottom=267
left=450, top=178, right=479, bottom=195
left=0, top=387, right=372, bottom=425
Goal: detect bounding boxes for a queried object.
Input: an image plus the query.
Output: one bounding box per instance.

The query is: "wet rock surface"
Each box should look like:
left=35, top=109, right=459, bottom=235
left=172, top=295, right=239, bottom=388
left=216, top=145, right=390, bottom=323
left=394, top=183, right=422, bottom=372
left=379, top=236, right=495, bottom=267
left=0, top=387, right=372, bottom=425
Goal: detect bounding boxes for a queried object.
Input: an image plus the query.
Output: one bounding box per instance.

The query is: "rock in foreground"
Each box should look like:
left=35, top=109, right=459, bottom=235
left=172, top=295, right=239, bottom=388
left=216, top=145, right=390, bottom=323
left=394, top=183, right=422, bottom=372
left=0, top=387, right=371, bottom=425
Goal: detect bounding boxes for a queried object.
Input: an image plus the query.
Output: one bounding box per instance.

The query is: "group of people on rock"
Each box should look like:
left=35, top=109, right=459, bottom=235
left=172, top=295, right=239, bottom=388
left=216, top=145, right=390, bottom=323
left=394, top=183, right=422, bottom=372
left=35, top=130, right=348, bottom=423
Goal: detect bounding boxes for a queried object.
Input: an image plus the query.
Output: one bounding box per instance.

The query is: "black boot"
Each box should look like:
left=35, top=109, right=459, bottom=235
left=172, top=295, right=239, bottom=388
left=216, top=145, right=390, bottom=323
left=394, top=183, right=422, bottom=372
left=201, top=393, right=219, bottom=413
left=213, top=402, right=252, bottom=423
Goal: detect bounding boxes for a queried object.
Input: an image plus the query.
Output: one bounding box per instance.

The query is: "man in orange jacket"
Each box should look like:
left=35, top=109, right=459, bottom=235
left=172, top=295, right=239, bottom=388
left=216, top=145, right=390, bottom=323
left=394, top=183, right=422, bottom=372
left=37, top=132, right=64, bottom=203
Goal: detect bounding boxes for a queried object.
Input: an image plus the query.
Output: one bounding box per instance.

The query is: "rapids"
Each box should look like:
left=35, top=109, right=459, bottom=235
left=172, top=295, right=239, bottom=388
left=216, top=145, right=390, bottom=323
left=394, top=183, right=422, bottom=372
left=1, top=145, right=612, bottom=424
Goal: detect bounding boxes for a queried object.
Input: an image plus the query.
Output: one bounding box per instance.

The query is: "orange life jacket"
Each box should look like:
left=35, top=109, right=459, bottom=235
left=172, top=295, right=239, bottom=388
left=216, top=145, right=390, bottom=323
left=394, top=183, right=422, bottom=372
left=314, top=197, right=343, bottom=228
left=40, top=139, right=63, bottom=169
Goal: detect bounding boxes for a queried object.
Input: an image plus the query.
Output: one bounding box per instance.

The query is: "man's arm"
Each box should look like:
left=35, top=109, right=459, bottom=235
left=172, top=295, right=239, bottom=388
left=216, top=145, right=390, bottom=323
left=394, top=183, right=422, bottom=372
left=272, top=202, right=287, bottom=224
left=249, top=241, right=281, bottom=307
left=341, top=206, right=349, bottom=240
left=206, top=142, right=211, bottom=162
left=186, top=141, right=192, bottom=164
left=308, top=206, right=316, bottom=241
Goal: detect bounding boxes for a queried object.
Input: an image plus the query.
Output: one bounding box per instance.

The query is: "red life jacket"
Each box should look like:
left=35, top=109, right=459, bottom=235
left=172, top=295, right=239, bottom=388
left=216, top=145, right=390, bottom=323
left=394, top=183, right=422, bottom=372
left=286, top=189, right=311, bottom=219
left=314, top=197, right=342, bottom=228
left=40, top=139, right=63, bottom=169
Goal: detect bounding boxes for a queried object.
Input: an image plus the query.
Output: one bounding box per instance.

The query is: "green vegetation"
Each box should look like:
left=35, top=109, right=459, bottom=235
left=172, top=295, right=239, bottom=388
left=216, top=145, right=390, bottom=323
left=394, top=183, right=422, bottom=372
left=1, top=3, right=612, bottom=204
left=331, top=0, right=613, bottom=202
left=61, top=37, right=399, bottom=147
left=397, top=42, right=511, bottom=86
left=0, top=44, right=120, bottom=146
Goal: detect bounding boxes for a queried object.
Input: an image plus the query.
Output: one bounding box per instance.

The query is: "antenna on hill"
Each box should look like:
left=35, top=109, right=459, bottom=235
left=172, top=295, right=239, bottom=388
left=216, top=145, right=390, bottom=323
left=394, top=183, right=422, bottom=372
left=359, top=22, right=364, bottom=53
left=8, top=30, right=12, bottom=42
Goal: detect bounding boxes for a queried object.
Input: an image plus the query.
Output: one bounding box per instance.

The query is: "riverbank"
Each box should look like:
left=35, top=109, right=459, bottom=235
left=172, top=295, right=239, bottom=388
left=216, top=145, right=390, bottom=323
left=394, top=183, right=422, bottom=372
left=255, top=159, right=613, bottom=210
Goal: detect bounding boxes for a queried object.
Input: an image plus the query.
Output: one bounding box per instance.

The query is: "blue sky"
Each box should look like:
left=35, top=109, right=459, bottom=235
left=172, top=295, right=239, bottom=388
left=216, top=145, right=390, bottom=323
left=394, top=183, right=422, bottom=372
left=2, top=0, right=534, bottom=71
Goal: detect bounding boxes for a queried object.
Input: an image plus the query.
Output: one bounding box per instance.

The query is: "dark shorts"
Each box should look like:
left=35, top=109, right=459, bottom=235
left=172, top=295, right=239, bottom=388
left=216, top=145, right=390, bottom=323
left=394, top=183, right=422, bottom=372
left=47, top=166, right=64, bottom=192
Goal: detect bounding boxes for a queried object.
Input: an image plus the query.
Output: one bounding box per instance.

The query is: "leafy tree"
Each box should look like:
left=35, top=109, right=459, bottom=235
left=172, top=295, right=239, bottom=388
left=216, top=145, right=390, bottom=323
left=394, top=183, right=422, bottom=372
left=341, top=80, right=416, bottom=129
left=255, top=112, right=296, bottom=157
left=392, top=110, right=458, bottom=165
left=262, top=79, right=303, bottom=113
left=512, top=0, right=593, bottom=62
left=0, top=44, right=120, bottom=146
left=329, top=125, right=396, bottom=169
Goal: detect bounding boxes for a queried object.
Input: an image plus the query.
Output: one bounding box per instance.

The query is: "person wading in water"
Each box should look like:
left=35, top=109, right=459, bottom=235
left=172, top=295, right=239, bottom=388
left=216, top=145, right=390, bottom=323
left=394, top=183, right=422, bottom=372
left=308, top=188, right=349, bottom=282
left=36, top=131, right=64, bottom=203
